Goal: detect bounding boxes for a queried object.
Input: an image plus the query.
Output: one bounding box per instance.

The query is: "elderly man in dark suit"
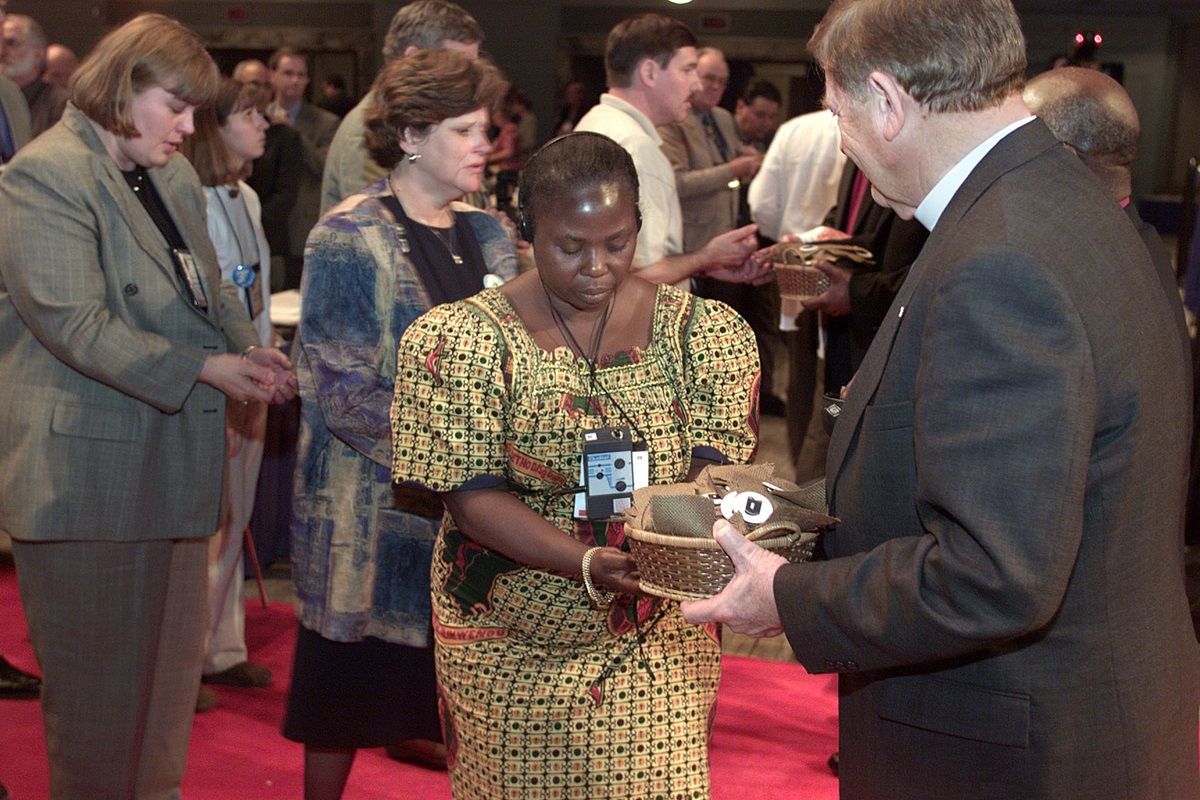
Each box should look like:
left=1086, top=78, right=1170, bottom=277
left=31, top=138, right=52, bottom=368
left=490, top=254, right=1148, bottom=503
left=683, top=1, right=1200, bottom=798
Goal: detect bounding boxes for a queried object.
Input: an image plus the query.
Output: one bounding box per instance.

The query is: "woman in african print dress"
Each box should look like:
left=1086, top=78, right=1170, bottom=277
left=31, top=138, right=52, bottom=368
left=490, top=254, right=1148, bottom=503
left=391, top=132, right=760, bottom=799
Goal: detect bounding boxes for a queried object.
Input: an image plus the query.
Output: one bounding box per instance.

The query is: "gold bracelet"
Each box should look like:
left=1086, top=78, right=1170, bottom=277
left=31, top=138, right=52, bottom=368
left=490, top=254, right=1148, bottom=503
left=240, top=344, right=260, bottom=360
left=581, top=546, right=615, bottom=608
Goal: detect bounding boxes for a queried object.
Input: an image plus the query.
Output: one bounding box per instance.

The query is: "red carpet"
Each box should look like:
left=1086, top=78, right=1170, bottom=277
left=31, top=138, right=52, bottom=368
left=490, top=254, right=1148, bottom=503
left=0, top=562, right=840, bottom=799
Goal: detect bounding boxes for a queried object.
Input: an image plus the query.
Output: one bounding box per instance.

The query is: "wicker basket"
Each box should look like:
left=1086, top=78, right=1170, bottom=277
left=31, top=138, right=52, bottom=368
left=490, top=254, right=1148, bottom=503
left=775, top=263, right=830, bottom=301
left=626, top=524, right=818, bottom=602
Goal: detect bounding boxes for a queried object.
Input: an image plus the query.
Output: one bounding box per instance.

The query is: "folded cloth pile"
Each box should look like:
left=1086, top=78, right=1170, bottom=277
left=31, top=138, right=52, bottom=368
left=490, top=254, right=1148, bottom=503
left=623, top=463, right=837, bottom=543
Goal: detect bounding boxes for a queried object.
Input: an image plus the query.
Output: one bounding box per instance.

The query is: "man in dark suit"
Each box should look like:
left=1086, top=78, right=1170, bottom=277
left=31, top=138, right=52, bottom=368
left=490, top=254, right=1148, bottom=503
left=267, top=48, right=339, bottom=289
left=683, top=1, right=1200, bottom=798
left=789, top=163, right=929, bottom=396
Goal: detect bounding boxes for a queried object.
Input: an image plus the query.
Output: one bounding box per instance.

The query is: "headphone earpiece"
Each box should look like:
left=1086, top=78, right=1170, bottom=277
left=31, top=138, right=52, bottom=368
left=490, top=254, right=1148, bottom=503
left=518, top=215, right=534, bottom=243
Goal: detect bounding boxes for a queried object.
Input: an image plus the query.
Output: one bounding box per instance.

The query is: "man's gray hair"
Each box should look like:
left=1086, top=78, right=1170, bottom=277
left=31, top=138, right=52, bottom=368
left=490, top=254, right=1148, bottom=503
left=381, top=0, right=483, bottom=61
left=7, top=14, right=49, bottom=54
left=809, top=0, right=1026, bottom=113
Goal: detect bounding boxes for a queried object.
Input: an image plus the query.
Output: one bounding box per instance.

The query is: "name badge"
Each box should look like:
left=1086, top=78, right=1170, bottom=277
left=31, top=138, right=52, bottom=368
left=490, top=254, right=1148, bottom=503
left=171, top=248, right=208, bottom=310
left=233, top=263, right=264, bottom=320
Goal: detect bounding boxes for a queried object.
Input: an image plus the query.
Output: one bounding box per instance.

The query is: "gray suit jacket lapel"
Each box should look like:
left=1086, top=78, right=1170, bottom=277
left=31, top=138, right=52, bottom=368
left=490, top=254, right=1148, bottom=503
left=826, top=120, right=1061, bottom=511
left=70, top=109, right=218, bottom=325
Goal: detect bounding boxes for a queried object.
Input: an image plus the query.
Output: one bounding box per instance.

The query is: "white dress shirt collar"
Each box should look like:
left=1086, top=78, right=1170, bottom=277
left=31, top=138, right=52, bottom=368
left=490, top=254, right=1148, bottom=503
left=914, top=115, right=1035, bottom=231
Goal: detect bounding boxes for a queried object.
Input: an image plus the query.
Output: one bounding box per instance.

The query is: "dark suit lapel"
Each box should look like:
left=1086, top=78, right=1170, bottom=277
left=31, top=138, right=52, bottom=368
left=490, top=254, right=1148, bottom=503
left=685, top=113, right=718, bottom=169
left=825, top=244, right=930, bottom=509
left=826, top=119, right=1061, bottom=509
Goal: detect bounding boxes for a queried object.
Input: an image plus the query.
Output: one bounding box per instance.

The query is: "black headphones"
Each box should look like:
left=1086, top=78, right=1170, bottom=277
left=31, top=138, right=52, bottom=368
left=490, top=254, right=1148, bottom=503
left=517, top=131, right=643, bottom=243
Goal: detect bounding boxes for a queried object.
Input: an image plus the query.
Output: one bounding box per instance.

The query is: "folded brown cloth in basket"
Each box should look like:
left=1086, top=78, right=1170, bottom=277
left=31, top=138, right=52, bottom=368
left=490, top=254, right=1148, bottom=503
left=624, top=463, right=836, bottom=540
left=778, top=241, right=875, bottom=268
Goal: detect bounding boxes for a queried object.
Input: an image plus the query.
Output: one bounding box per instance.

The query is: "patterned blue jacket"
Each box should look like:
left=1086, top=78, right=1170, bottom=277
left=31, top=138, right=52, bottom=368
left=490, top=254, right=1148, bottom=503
left=291, top=177, right=517, bottom=645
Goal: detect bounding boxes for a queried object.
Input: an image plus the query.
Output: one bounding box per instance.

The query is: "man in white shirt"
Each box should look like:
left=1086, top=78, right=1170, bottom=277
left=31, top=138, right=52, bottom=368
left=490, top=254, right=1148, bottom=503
left=748, top=109, right=844, bottom=243
left=575, top=14, right=764, bottom=287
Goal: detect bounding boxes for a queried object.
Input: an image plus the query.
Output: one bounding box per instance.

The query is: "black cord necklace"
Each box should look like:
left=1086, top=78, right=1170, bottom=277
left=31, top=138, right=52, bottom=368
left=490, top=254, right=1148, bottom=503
left=542, top=281, right=613, bottom=370
left=389, top=173, right=462, bottom=264
left=542, top=282, right=653, bottom=450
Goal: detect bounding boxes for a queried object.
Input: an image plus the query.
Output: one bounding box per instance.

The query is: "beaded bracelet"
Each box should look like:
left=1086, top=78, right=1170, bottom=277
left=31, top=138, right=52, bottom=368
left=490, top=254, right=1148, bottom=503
left=581, top=546, right=615, bottom=608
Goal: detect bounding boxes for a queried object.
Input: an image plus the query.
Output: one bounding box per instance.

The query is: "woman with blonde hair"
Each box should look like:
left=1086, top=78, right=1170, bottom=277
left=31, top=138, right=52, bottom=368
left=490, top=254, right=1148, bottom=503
left=0, top=14, right=295, bottom=798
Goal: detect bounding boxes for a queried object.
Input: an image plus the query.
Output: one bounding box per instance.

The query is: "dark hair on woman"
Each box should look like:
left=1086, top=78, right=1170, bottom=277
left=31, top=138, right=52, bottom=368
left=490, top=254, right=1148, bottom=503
left=518, top=132, right=640, bottom=242
left=364, top=48, right=506, bottom=170
left=181, top=77, right=270, bottom=187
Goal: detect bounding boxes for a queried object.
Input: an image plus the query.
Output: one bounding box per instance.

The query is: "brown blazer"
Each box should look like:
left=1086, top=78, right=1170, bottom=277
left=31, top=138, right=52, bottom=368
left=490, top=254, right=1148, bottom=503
left=659, top=106, right=741, bottom=253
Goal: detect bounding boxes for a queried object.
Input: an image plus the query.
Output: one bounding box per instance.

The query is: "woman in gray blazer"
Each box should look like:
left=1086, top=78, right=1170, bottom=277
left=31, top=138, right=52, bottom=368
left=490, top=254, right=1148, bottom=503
left=0, top=14, right=296, bottom=799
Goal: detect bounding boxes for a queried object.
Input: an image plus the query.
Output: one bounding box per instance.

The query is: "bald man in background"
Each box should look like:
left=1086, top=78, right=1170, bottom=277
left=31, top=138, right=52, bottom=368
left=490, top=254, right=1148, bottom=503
left=41, top=43, right=76, bottom=90
left=1025, top=67, right=1199, bottom=571
left=1023, top=66, right=1185, bottom=341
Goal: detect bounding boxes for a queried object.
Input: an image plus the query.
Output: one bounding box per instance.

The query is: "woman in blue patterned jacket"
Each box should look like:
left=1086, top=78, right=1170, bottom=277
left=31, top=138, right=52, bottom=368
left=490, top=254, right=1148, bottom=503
left=282, top=49, right=516, bottom=800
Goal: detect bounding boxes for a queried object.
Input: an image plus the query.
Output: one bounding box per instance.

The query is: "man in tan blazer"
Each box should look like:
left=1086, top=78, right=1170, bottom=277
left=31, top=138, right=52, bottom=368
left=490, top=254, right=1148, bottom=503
left=658, top=48, right=761, bottom=254
left=659, top=48, right=782, bottom=407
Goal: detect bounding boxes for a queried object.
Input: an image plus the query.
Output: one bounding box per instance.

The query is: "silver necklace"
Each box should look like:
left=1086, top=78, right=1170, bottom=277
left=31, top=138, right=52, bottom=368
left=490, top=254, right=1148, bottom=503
left=389, top=174, right=461, bottom=264
left=428, top=222, right=462, bottom=265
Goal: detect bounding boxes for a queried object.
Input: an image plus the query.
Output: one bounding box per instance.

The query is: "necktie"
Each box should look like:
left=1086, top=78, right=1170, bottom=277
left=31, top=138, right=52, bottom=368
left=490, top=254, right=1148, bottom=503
left=844, top=170, right=870, bottom=235
left=701, top=112, right=728, bottom=162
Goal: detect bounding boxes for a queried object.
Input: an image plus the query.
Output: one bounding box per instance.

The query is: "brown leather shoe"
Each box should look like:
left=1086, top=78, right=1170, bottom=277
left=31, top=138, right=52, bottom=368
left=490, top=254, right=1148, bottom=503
left=202, top=661, right=273, bottom=688
left=385, top=739, right=447, bottom=771
left=196, top=685, right=219, bottom=713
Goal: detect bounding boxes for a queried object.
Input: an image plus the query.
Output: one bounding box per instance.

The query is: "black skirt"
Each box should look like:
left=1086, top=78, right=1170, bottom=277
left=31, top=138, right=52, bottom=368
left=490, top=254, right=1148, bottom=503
left=282, top=624, right=442, bottom=748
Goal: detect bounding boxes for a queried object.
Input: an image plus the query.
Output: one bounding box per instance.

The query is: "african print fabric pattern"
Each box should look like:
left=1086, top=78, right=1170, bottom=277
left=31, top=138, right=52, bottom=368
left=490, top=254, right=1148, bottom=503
left=391, top=285, right=759, bottom=799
